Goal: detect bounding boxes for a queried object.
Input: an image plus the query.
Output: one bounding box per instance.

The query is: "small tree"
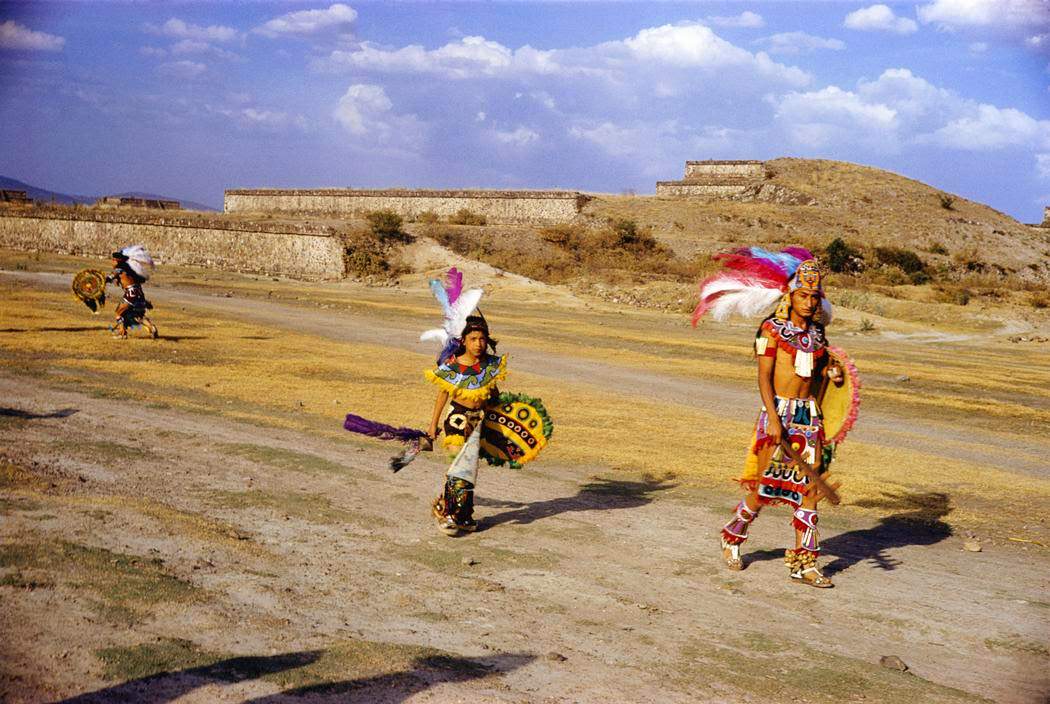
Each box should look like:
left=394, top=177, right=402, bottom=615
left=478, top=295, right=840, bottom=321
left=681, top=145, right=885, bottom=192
left=938, top=193, right=956, bottom=210
left=825, top=238, right=864, bottom=274
left=366, top=209, right=403, bottom=239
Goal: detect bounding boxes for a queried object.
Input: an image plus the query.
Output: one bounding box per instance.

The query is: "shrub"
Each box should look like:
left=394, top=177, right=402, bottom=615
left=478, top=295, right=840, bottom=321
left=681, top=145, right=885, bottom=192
left=859, top=318, right=876, bottom=332
left=825, top=238, right=864, bottom=274
left=449, top=209, right=487, bottom=226
left=609, top=219, right=659, bottom=252
left=1030, top=291, right=1050, bottom=309
left=938, top=193, right=956, bottom=210
left=874, top=246, right=926, bottom=274
left=366, top=209, right=403, bottom=239
left=928, top=242, right=949, bottom=255
left=417, top=210, right=439, bottom=224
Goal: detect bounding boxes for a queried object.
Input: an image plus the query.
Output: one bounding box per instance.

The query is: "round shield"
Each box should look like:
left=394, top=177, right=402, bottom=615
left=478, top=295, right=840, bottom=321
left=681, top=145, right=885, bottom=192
left=72, top=269, right=107, bottom=314
left=820, top=346, right=861, bottom=445
left=480, top=392, right=553, bottom=468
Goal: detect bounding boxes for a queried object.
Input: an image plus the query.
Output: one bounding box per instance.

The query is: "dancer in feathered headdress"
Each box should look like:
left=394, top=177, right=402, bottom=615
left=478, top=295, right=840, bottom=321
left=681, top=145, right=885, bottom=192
left=343, top=267, right=553, bottom=536
left=695, top=247, right=860, bottom=588
left=106, top=244, right=157, bottom=338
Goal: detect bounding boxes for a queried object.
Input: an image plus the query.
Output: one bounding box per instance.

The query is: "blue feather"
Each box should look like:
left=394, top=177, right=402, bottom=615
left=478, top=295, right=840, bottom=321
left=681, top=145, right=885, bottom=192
left=744, top=247, right=804, bottom=276
left=429, top=279, right=451, bottom=317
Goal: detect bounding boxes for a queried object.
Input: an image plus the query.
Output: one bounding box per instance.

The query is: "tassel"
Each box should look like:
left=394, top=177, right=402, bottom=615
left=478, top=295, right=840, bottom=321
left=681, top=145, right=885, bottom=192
left=795, top=350, right=813, bottom=377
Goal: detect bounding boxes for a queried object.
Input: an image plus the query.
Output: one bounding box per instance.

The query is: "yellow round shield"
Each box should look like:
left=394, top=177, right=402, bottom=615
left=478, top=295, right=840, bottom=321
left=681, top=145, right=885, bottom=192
left=820, top=346, right=861, bottom=445
left=72, top=269, right=107, bottom=314
left=480, top=393, right=553, bottom=468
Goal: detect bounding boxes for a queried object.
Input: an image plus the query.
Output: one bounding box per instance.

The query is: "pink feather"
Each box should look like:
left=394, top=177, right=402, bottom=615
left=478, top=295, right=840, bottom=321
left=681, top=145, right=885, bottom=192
left=445, top=267, right=463, bottom=305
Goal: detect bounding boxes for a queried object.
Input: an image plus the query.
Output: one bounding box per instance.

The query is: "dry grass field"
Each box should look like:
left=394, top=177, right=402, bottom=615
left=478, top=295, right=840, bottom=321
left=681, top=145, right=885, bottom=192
left=1, top=244, right=1048, bottom=703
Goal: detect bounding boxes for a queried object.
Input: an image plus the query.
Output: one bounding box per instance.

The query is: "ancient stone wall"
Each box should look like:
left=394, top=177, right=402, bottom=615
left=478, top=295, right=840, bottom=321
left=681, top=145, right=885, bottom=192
left=684, top=160, right=766, bottom=179
left=224, top=188, right=590, bottom=224
left=654, top=182, right=751, bottom=197
left=0, top=210, right=344, bottom=280
left=1044, top=206, right=1049, bottom=226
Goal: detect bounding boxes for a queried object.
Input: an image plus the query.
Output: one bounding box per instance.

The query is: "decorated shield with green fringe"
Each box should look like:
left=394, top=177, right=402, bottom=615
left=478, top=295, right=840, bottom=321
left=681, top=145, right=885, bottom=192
left=480, top=392, right=553, bottom=468
left=72, top=269, right=107, bottom=314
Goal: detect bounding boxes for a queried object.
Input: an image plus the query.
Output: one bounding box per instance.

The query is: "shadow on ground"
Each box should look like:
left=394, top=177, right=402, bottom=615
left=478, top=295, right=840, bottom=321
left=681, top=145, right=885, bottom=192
left=244, top=653, right=534, bottom=703
left=60, top=651, right=533, bottom=704
left=744, top=491, right=954, bottom=575
left=59, top=651, right=323, bottom=704
left=0, top=407, right=78, bottom=420
left=477, top=476, right=677, bottom=530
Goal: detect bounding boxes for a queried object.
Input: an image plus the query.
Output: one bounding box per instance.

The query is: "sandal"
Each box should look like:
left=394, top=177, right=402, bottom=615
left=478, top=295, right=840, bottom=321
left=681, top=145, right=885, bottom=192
left=721, top=537, right=744, bottom=571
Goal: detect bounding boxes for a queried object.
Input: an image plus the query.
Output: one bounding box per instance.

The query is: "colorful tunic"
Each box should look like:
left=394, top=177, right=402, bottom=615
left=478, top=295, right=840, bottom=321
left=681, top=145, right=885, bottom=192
left=425, top=353, right=507, bottom=451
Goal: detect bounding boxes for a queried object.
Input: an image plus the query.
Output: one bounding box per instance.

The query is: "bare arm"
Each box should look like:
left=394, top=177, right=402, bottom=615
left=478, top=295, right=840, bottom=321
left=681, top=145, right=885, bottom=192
left=428, top=389, right=449, bottom=439
left=757, top=346, right=783, bottom=446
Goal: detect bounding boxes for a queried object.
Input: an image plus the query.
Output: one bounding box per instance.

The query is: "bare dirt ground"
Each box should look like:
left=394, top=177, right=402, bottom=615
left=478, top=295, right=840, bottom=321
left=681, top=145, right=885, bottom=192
left=1, top=259, right=1049, bottom=703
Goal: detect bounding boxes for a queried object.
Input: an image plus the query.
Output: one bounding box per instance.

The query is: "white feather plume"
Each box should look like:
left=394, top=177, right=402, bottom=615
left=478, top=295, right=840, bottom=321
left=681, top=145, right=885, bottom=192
left=708, top=286, right=781, bottom=321
left=120, top=244, right=154, bottom=280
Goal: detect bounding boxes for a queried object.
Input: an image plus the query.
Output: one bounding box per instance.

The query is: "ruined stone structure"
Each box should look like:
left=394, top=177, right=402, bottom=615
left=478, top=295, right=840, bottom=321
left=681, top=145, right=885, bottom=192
left=96, top=196, right=181, bottom=210
left=0, top=209, right=344, bottom=279
left=1044, top=206, right=1049, bottom=226
left=224, top=188, right=591, bottom=224
left=656, top=160, right=768, bottom=197
left=1, top=190, right=30, bottom=204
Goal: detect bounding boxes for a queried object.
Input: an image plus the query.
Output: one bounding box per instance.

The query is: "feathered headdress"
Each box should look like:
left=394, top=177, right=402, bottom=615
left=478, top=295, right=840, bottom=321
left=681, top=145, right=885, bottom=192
left=691, top=246, right=832, bottom=325
left=113, top=244, right=155, bottom=281
left=419, top=267, right=483, bottom=363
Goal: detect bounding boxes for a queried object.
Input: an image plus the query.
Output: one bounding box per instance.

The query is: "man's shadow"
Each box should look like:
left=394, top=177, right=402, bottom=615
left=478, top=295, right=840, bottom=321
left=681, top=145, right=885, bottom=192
left=745, top=491, right=953, bottom=576
left=477, top=476, right=676, bottom=530
left=59, top=650, right=323, bottom=703
left=0, top=407, right=78, bottom=420
left=244, top=653, right=534, bottom=703
left=61, top=650, right=533, bottom=704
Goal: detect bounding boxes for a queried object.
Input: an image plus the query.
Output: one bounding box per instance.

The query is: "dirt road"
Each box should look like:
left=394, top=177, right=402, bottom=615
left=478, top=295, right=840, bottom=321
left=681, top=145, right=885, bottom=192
left=1, top=267, right=1048, bottom=703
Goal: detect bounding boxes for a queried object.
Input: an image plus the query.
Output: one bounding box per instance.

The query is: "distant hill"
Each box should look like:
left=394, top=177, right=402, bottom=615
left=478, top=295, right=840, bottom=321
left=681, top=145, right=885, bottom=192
left=0, top=176, right=219, bottom=212
left=0, top=176, right=94, bottom=205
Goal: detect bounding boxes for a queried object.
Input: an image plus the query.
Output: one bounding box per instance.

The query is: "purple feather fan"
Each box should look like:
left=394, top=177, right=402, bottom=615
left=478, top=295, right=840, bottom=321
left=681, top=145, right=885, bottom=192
left=445, top=267, right=463, bottom=304
left=343, top=414, right=429, bottom=472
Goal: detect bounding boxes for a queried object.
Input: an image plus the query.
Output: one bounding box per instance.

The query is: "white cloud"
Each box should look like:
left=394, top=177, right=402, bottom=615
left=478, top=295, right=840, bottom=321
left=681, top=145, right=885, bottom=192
left=332, top=84, right=425, bottom=154
left=845, top=5, right=919, bottom=34
left=171, top=38, right=240, bottom=60
left=1037, top=153, right=1050, bottom=180
left=475, top=111, right=486, bottom=122
left=150, top=18, right=238, bottom=43
left=0, top=20, right=65, bottom=51
left=753, top=31, right=846, bottom=56
left=316, top=23, right=810, bottom=86
left=140, top=45, right=167, bottom=58
left=969, top=41, right=989, bottom=53
left=240, top=108, right=307, bottom=131
left=929, top=104, right=1050, bottom=150
left=770, top=66, right=1050, bottom=156
left=157, top=60, right=207, bottom=79
left=255, top=3, right=357, bottom=38
left=493, top=127, right=539, bottom=147
left=333, top=84, right=391, bottom=135
left=918, top=0, right=1050, bottom=29
left=706, top=11, right=765, bottom=29
left=774, top=85, right=898, bottom=148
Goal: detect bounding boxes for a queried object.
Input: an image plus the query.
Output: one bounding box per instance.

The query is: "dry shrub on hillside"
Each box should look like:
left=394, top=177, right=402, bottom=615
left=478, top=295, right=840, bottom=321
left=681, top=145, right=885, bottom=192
left=429, top=220, right=709, bottom=286
left=342, top=227, right=407, bottom=279
left=449, top=209, right=487, bottom=226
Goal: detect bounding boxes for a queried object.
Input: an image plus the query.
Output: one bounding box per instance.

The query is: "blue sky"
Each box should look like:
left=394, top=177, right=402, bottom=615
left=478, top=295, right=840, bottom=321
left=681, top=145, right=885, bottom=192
left=1, top=1, right=1048, bottom=221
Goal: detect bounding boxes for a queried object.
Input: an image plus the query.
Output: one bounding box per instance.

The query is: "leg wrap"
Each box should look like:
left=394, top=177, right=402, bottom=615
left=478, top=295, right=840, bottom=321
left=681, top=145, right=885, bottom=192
left=437, top=477, right=474, bottom=523
left=721, top=499, right=761, bottom=545
left=792, top=508, right=820, bottom=553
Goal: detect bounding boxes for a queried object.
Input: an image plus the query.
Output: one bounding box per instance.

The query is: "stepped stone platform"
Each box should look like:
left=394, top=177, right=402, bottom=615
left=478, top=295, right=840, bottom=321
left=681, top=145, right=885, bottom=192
left=656, top=160, right=768, bottom=198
